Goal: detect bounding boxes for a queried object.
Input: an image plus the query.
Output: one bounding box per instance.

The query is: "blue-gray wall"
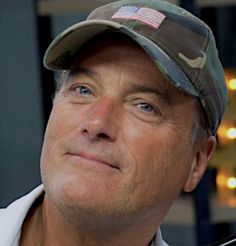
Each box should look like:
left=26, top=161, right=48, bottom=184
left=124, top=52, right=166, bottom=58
left=0, top=1, right=43, bottom=206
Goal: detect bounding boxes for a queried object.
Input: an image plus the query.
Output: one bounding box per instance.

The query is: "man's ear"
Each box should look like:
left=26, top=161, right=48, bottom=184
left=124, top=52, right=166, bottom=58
left=184, top=136, right=217, bottom=192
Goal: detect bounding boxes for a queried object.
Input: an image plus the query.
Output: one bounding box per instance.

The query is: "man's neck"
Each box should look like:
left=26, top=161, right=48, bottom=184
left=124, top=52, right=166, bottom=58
left=20, top=194, right=160, bottom=246
left=20, top=194, right=45, bottom=246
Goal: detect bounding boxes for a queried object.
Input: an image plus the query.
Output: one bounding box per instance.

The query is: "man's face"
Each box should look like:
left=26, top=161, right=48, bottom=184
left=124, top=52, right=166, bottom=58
left=41, top=34, right=197, bottom=227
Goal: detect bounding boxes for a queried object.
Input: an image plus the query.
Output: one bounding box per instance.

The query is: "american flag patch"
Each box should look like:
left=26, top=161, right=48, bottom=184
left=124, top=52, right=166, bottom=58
left=112, top=6, right=166, bottom=29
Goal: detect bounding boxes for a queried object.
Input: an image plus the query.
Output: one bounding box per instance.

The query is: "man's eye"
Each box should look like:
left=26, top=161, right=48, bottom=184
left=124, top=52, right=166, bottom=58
left=138, top=102, right=155, bottom=113
left=74, top=85, right=92, bottom=96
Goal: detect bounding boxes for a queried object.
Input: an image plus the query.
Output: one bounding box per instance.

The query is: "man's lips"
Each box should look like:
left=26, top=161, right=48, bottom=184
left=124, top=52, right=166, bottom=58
left=66, top=151, right=120, bottom=171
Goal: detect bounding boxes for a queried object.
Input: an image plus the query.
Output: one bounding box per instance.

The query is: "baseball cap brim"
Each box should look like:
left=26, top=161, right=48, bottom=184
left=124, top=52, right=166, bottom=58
left=43, top=19, right=199, bottom=97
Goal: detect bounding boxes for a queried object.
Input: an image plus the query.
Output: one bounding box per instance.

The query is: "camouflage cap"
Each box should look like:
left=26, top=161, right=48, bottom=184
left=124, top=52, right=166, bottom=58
left=44, top=0, right=227, bottom=135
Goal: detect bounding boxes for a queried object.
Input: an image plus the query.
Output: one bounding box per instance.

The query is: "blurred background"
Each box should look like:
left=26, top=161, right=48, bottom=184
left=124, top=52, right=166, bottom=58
left=0, top=0, right=236, bottom=245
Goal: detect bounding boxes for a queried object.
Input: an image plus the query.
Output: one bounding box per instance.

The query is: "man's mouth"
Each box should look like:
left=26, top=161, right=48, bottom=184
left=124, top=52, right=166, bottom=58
left=66, top=151, right=120, bottom=171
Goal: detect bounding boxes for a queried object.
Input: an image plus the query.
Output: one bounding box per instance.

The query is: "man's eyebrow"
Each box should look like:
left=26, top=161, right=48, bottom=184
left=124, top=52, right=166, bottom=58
left=126, top=84, right=172, bottom=102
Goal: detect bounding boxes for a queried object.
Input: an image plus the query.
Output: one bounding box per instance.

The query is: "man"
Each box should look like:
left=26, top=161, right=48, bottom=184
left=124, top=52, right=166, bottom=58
left=0, top=0, right=227, bottom=245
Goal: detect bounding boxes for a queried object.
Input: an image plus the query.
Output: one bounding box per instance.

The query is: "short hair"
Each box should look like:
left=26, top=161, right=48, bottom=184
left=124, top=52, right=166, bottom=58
left=191, top=100, right=211, bottom=145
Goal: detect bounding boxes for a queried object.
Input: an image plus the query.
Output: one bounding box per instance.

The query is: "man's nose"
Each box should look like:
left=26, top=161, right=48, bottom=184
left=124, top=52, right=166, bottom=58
left=81, top=98, right=120, bottom=142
